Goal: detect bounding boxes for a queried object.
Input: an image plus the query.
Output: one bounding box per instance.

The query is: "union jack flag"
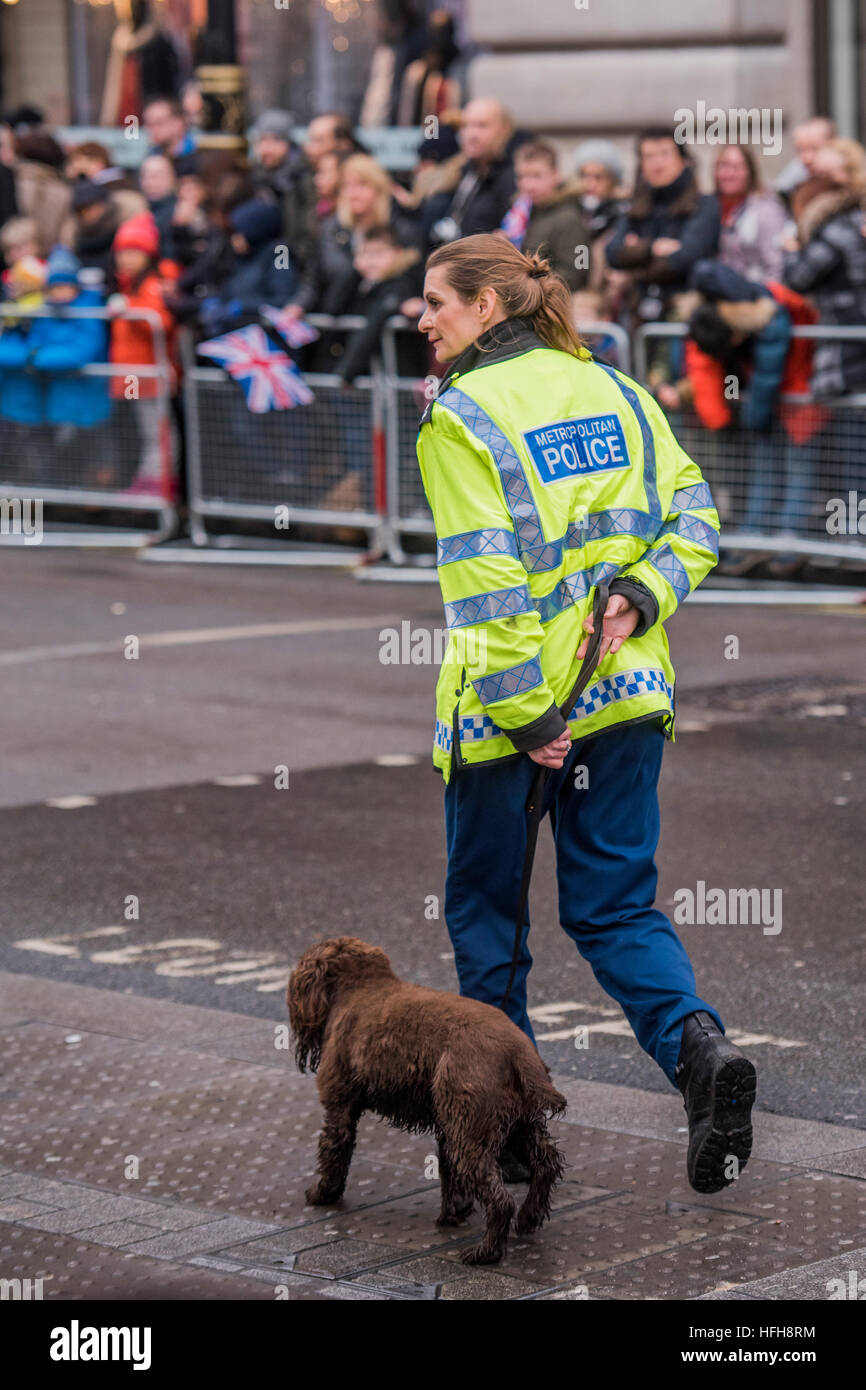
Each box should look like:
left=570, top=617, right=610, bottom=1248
left=198, top=325, right=315, bottom=413
left=260, top=305, right=320, bottom=349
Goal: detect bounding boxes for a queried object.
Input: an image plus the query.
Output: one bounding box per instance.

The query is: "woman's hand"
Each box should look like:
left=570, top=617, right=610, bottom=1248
left=576, top=593, right=639, bottom=661
left=528, top=730, right=572, bottom=768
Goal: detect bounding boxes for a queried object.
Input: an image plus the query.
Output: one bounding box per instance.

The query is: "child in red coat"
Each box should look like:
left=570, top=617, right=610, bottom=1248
left=109, top=211, right=178, bottom=497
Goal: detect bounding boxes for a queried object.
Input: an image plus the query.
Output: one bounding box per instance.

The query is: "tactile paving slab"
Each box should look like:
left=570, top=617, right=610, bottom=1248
left=3, top=969, right=863, bottom=1301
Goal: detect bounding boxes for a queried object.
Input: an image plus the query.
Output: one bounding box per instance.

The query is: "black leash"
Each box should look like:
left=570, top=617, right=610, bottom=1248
left=499, top=582, right=610, bottom=1011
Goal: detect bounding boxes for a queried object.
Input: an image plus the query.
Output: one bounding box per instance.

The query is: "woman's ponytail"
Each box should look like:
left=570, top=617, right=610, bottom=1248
left=427, top=233, right=588, bottom=359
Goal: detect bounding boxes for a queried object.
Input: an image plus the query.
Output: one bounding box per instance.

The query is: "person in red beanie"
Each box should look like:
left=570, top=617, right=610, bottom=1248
left=109, top=210, right=178, bottom=496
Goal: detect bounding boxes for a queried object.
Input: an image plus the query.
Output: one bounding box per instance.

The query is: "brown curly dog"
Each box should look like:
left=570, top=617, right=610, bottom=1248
left=287, top=936, right=567, bottom=1265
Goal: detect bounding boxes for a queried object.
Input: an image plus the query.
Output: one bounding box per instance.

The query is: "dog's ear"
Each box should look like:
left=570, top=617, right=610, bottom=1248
left=287, top=950, right=332, bottom=1074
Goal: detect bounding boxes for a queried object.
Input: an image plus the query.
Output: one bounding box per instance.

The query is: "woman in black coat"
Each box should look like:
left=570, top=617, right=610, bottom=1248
left=783, top=138, right=866, bottom=397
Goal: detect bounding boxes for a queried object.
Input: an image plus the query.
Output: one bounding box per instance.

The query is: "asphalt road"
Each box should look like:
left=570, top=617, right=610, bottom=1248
left=1, top=549, right=864, bottom=1129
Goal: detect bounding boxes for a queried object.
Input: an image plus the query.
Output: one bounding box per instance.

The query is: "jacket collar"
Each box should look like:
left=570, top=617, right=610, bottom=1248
left=420, top=316, right=545, bottom=427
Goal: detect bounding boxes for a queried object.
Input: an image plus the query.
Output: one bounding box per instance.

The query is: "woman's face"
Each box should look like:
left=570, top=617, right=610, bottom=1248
left=314, top=153, right=340, bottom=200
left=342, top=175, right=376, bottom=220
left=579, top=161, right=616, bottom=201
left=419, top=266, right=501, bottom=362
left=814, top=146, right=847, bottom=185
left=715, top=147, right=750, bottom=197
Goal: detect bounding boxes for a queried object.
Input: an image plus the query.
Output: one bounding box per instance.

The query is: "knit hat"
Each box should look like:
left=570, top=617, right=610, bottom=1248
left=228, top=198, right=282, bottom=246
left=45, top=245, right=81, bottom=288
left=249, top=109, right=294, bottom=145
left=113, top=212, right=160, bottom=257
left=72, top=178, right=109, bottom=211
left=573, top=139, right=626, bottom=185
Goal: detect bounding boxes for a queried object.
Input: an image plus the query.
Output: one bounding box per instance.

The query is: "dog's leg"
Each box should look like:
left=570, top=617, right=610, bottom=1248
left=305, top=1102, right=361, bottom=1206
left=456, top=1152, right=515, bottom=1265
left=435, top=1132, right=473, bottom=1227
left=514, top=1119, right=566, bottom=1236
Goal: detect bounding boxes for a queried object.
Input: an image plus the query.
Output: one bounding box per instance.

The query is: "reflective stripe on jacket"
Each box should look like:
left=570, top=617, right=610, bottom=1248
left=416, top=317, right=720, bottom=782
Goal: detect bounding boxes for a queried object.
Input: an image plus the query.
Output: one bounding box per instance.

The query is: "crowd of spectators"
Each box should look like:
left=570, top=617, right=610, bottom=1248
left=0, top=87, right=865, bottom=542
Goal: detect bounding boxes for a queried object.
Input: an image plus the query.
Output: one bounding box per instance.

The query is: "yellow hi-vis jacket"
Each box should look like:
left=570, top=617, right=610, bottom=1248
left=416, top=317, right=720, bottom=782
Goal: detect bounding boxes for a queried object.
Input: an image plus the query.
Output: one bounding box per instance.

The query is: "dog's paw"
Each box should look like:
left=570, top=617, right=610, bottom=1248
left=305, top=1183, right=341, bottom=1206
left=514, top=1209, right=543, bottom=1236
left=436, top=1197, right=474, bottom=1227
left=460, top=1243, right=504, bottom=1266
left=436, top=1207, right=472, bottom=1228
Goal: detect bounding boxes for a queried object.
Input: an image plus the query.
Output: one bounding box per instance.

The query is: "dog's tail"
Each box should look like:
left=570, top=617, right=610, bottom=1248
left=512, top=1052, right=567, bottom=1119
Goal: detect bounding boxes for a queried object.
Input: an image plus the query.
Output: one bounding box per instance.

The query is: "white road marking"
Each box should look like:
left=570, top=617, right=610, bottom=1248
left=7, top=930, right=810, bottom=1045
left=14, top=926, right=127, bottom=956
left=89, top=939, right=222, bottom=966
left=44, top=795, right=98, bottom=809
left=212, top=775, right=262, bottom=787
left=724, top=1030, right=806, bottom=1049
left=529, top=1001, right=620, bottom=1027
left=0, top=615, right=398, bottom=667
left=534, top=1015, right=806, bottom=1048
left=375, top=754, right=419, bottom=767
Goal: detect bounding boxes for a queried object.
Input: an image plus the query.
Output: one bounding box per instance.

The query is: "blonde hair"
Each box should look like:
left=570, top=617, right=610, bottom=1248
left=824, top=137, right=866, bottom=198
left=426, top=233, right=587, bottom=358
left=0, top=216, right=39, bottom=253
left=336, top=153, right=392, bottom=228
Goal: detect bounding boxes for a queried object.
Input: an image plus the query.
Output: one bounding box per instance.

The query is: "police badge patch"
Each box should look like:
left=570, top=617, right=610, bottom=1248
left=523, top=413, right=631, bottom=484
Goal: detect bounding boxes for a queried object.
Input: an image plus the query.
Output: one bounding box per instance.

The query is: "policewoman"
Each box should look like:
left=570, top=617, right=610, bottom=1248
left=416, top=233, right=755, bottom=1194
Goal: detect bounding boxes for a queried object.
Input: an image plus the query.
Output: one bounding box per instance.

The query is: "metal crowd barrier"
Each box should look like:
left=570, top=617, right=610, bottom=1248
left=0, top=303, right=177, bottom=543
left=183, top=315, right=392, bottom=551
left=183, top=313, right=632, bottom=559
left=633, top=322, right=866, bottom=565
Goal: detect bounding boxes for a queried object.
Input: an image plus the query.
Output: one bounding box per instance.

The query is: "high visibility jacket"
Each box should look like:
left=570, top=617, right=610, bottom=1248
left=416, top=317, right=720, bottom=783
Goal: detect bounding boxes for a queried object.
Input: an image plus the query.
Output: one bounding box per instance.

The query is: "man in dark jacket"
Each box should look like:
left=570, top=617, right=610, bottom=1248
left=606, top=128, right=720, bottom=323
left=425, top=99, right=522, bottom=247
left=249, top=109, right=318, bottom=277
left=68, top=180, right=124, bottom=278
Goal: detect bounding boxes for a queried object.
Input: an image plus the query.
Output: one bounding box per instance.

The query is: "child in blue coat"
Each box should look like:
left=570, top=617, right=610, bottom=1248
left=27, top=246, right=111, bottom=430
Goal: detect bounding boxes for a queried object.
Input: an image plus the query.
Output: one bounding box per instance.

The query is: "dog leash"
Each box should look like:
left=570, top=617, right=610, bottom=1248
left=499, top=582, right=610, bottom=1012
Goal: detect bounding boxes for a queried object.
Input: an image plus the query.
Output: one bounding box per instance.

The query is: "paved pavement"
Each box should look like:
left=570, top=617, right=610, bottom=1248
left=2, top=968, right=865, bottom=1302
left=0, top=549, right=864, bottom=1301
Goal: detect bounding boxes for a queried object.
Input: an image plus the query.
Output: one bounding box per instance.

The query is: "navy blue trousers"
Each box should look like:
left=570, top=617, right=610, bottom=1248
left=443, top=719, right=723, bottom=1085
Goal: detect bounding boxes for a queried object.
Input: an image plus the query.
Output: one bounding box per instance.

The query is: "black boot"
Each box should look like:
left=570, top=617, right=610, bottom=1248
left=499, top=1143, right=530, bottom=1183
left=675, top=1011, right=756, bottom=1194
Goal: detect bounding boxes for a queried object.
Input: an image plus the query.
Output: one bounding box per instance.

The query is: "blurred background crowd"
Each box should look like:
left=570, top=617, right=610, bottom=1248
left=0, top=0, right=865, bottom=555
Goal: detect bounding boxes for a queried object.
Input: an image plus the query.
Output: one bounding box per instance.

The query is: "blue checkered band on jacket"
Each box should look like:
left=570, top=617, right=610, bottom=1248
left=534, top=560, right=621, bottom=625
left=646, top=543, right=691, bottom=602
left=565, top=667, right=674, bottom=720
left=593, top=363, right=661, bottom=522
left=671, top=481, right=714, bottom=513
left=444, top=582, right=534, bottom=629
left=436, top=527, right=520, bottom=566
left=437, top=387, right=563, bottom=573
left=434, top=667, right=674, bottom=753
left=657, top=511, right=720, bottom=557
left=434, top=713, right=499, bottom=754
left=566, top=508, right=659, bottom=549
left=471, top=655, right=544, bottom=706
